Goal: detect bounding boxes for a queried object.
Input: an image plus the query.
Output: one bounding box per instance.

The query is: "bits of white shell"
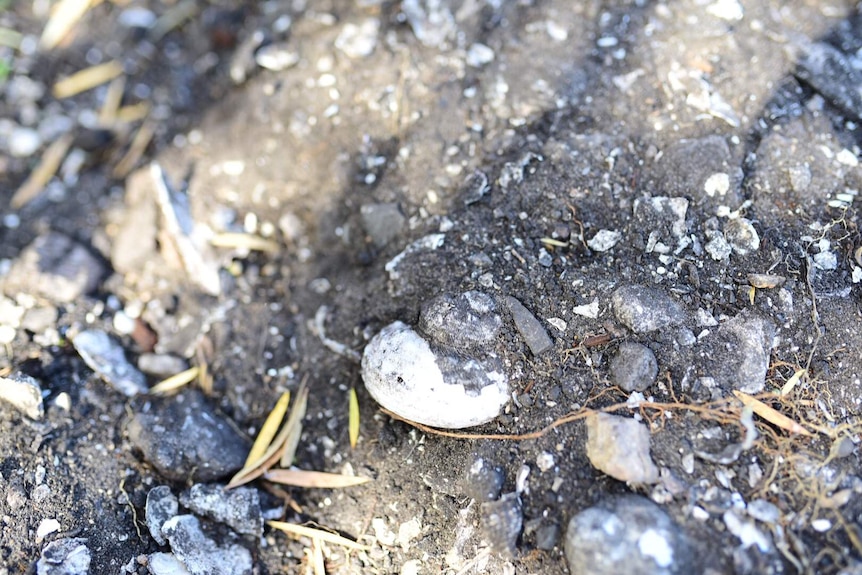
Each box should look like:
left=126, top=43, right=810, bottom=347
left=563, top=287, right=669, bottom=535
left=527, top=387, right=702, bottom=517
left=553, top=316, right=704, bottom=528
left=361, top=292, right=509, bottom=429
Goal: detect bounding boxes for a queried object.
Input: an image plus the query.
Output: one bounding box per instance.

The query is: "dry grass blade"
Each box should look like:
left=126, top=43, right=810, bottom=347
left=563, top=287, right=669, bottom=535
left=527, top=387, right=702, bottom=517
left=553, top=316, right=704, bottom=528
left=40, top=0, right=92, bottom=50
left=349, top=387, right=359, bottom=448
left=210, top=232, right=280, bottom=253
left=150, top=0, right=198, bottom=41
left=11, top=133, right=74, bottom=209
left=245, top=391, right=290, bottom=467
left=732, top=390, right=813, bottom=436
left=98, top=76, right=125, bottom=125
left=268, top=521, right=370, bottom=551
left=115, top=102, right=151, bottom=124
left=228, top=379, right=308, bottom=488
left=280, top=384, right=309, bottom=467
left=113, top=119, right=154, bottom=178
left=264, top=469, right=371, bottom=488
left=310, top=538, right=325, bottom=575
left=150, top=366, right=199, bottom=396
left=781, top=369, right=806, bottom=397
left=53, top=60, right=123, bottom=99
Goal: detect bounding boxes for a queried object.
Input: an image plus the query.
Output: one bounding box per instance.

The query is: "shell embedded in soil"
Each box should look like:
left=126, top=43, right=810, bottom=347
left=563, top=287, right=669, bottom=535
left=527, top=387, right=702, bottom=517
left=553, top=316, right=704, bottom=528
left=361, top=320, right=509, bottom=429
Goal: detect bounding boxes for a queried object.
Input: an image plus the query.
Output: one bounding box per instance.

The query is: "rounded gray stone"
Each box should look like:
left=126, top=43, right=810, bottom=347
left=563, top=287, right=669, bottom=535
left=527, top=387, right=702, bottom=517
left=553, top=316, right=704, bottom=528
left=418, top=291, right=502, bottom=351
left=565, top=495, right=695, bottom=575
left=610, top=342, right=658, bottom=392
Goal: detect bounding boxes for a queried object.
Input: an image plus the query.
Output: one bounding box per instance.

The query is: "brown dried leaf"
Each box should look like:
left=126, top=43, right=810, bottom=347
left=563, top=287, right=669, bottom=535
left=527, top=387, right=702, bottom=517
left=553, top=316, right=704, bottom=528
left=268, top=521, right=370, bottom=551
left=732, top=390, right=813, bottom=436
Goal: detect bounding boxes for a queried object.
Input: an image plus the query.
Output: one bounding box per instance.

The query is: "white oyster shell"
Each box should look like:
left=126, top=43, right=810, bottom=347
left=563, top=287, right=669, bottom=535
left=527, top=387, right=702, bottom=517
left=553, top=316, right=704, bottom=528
left=361, top=321, right=509, bottom=429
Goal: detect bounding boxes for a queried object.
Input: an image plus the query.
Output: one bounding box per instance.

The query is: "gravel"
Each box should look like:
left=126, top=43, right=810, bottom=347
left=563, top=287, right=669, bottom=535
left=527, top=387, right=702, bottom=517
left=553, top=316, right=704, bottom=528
left=609, top=342, right=659, bottom=393
left=586, top=413, right=659, bottom=484
left=612, top=285, right=686, bottom=335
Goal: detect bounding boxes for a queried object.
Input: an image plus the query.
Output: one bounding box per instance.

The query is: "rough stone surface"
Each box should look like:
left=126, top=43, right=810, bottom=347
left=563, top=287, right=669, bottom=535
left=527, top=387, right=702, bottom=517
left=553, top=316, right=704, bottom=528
left=565, top=495, right=695, bottom=575
left=723, top=218, right=760, bottom=256
left=0, top=372, right=44, bottom=419
left=146, top=486, right=179, bottom=546
left=418, top=291, right=502, bottom=351
left=361, top=321, right=508, bottom=429
left=612, top=285, right=685, bottom=334
left=360, top=203, right=405, bottom=249
left=462, top=458, right=505, bottom=502
left=73, top=329, right=148, bottom=396
left=161, top=515, right=253, bottom=575
left=36, top=538, right=91, bottom=575
left=2, top=232, right=105, bottom=304
left=586, top=413, right=659, bottom=484
left=610, top=343, right=659, bottom=392
left=480, top=492, right=523, bottom=557
left=128, top=390, right=248, bottom=482
left=705, top=312, right=776, bottom=394
left=180, top=483, right=263, bottom=538
left=504, top=296, right=553, bottom=355
left=652, top=136, right=743, bottom=207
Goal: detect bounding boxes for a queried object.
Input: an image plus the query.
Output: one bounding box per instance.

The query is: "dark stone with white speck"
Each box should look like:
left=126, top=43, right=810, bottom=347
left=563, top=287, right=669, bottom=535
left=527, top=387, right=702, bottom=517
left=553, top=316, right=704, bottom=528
left=535, top=521, right=561, bottom=551
left=180, top=484, right=263, bottom=538
left=565, top=495, right=695, bottom=575
left=418, top=291, right=502, bottom=351
left=161, top=515, right=252, bottom=575
left=128, top=390, right=248, bottom=482
left=610, top=342, right=658, bottom=392
left=505, top=296, right=553, bottom=356
left=463, top=458, right=505, bottom=502
left=702, top=311, right=775, bottom=394
left=612, top=285, right=685, bottom=334
left=146, top=486, right=178, bottom=546
left=480, top=492, right=522, bottom=557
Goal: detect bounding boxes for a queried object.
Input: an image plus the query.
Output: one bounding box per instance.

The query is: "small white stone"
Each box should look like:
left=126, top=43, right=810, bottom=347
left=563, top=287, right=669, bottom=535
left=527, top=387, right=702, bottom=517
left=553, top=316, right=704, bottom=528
left=704, top=172, right=730, bottom=197
left=536, top=452, right=555, bottom=472
left=572, top=300, right=599, bottom=319
left=813, top=251, right=837, bottom=271
left=811, top=519, right=832, bottom=532
left=8, top=126, right=42, bottom=157
left=361, top=322, right=508, bottom=428
left=587, top=229, right=622, bottom=252
left=466, top=43, right=495, bottom=67
left=707, top=0, right=744, bottom=20
left=638, top=529, right=674, bottom=567
left=547, top=317, right=567, bottom=332
left=37, top=518, right=61, bottom=539
left=836, top=148, right=858, bottom=167
left=335, top=19, right=379, bottom=59
left=852, top=266, right=862, bottom=283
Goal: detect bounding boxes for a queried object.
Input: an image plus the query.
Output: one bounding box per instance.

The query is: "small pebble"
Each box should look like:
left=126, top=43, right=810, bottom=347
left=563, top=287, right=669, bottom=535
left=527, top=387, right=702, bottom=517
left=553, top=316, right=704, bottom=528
left=612, top=285, right=685, bottom=334
left=466, top=43, right=495, bottom=67
left=505, top=296, right=553, bottom=356
left=9, top=126, right=42, bottom=157
left=587, top=229, right=622, bottom=252
left=565, top=495, right=694, bottom=575
left=463, top=458, right=505, bottom=502
left=255, top=43, right=300, bottom=72
left=586, top=413, right=659, bottom=484
left=0, top=372, right=43, bottom=419
left=703, top=312, right=775, bottom=394
left=73, top=330, right=148, bottom=396
left=335, top=19, right=379, bottom=59
left=180, top=483, right=263, bottom=538
left=162, top=515, right=253, bottom=575
left=480, top=493, right=522, bottom=557
left=723, top=218, right=760, bottom=256
left=146, top=486, right=179, bottom=546
left=610, top=342, right=658, bottom=392
left=146, top=552, right=189, bottom=575
left=36, top=538, right=91, bottom=575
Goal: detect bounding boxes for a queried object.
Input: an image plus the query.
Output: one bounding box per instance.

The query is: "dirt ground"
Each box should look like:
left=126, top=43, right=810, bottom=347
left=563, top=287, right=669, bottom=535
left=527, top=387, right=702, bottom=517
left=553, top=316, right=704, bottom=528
left=2, top=1, right=862, bottom=574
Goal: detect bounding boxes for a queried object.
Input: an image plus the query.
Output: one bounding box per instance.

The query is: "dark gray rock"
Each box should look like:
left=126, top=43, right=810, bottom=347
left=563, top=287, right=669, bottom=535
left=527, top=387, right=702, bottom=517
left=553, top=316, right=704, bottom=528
left=504, top=296, right=553, bottom=356
left=418, top=291, right=502, bottom=351
left=794, top=41, right=862, bottom=121
left=612, top=285, right=685, bottom=334
left=2, top=232, right=105, bottom=303
left=652, top=136, right=743, bottom=207
left=704, top=312, right=775, bottom=394
left=146, top=486, right=179, bottom=546
left=161, top=515, right=252, bottom=575
left=463, top=458, right=505, bottom=502
left=36, top=538, right=90, bottom=575
left=462, top=170, right=490, bottom=205
left=128, top=390, right=248, bottom=482
left=480, top=492, right=522, bottom=557
left=360, top=203, right=405, bottom=249
left=610, top=342, right=658, bottom=392
left=180, top=483, right=263, bottom=538
left=565, top=495, right=695, bottom=575
left=72, top=330, right=148, bottom=397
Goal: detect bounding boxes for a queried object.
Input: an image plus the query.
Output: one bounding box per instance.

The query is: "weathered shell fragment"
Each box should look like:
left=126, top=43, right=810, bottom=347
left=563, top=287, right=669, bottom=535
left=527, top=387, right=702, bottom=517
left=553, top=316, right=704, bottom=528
left=361, top=291, right=509, bottom=429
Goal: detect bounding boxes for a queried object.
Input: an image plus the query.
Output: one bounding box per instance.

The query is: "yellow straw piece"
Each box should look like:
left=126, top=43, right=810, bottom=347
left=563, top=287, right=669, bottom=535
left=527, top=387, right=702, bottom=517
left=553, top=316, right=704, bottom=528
left=245, top=391, right=291, bottom=467
left=53, top=60, right=123, bottom=99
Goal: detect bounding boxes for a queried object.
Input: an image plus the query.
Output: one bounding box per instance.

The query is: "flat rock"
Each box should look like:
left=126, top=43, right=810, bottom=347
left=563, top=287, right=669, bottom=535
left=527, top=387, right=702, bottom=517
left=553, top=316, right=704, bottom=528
left=128, top=390, right=248, bottom=482
left=586, top=413, right=659, bottom=484
left=180, top=483, right=262, bottom=538
left=504, top=296, right=553, bottom=356
left=146, top=486, right=179, bottom=546
left=612, top=285, right=685, bottom=334
left=480, top=492, right=522, bottom=557
left=610, top=342, right=658, bottom=392
left=704, top=312, right=775, bottom=394
left=361, top=321, right=509, bottom=429
left=36, top=538, right=91, bottom=575
left=565, top=495, right=695, bottom=575
left=162, top=515, right=252, bottom=575
left=418, top=291, right=502, bottom=351
left=0, top=372, right=44, bottom=419
left=72, top=330, right=148, bottom=397
left=2, top=232, right=105, bottom=304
